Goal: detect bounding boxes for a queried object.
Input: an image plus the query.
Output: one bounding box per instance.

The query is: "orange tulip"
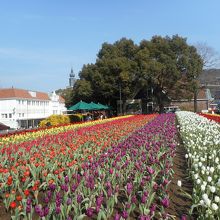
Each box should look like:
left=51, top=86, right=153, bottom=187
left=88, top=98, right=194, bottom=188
left=5, top=193, right=10, bottom=198
left=16, top=195, right=22, bottom=201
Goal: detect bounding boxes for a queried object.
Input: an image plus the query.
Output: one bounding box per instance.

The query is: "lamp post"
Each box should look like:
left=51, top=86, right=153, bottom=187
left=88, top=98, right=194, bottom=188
left=119, top=83, right=122, bottom=115
left=193, top=75, right=198, bottom=113
left=26, top=100, right=28, bottom=128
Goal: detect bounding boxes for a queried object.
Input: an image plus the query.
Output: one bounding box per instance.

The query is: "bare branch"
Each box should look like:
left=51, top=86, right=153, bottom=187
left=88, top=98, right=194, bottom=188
left=195, top=42, right=220, bottom=69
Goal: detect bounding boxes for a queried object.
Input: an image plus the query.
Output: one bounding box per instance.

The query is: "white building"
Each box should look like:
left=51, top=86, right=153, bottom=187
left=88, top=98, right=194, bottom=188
left=0, top=88, right=66, bottom=129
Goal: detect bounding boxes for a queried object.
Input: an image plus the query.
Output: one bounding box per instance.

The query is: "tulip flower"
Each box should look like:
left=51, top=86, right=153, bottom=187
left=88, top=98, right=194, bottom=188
left=114, top=212, right=121, bottom=220
left=77, top=194, right=83, bottom=204
left=86, top=207, right=94, bottom=217
left=177, top=180, right=182, bottom=187
left=139, top=215, right=151, bottom=220
left=161, top=197, right=170, bottom=208
left=67, top=198, right=72, bottom=205
left=34, top=205, right=41, bottom=214
left=10, top=201, right=17, bottom=209
left=147, top=166, right=154, bottom=175
left=122, top=210, right=128, bottom=219
left=126, top=182, right=133, bottom=195
left=55, top=206, right=61, bottom=214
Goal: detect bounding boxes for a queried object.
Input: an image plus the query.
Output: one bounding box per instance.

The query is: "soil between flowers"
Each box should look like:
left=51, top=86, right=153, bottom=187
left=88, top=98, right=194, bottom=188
left=0, top=203, right=11, bottom=220
left=166, top=136, right=194, bottom=219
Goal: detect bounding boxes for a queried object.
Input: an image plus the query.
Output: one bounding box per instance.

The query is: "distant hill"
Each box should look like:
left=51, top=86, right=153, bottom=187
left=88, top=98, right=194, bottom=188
left=199, top=69, right=220, bottom=85
left=199, top=69, right=220, bottom=100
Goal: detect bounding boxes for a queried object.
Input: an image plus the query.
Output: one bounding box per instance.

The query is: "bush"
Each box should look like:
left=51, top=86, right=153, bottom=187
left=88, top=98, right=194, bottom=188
left=68, top=114, right=84, bottom=123
left=39, top=115, right=70, bottom=127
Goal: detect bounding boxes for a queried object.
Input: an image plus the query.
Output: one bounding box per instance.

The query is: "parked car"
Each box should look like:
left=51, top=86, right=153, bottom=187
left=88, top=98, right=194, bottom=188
left=164, top=106, right=180, bottom=113
left=216, top=104, right=220, bottom=114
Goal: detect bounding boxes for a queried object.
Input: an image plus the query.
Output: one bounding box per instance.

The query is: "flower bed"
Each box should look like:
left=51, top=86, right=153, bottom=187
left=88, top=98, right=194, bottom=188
left=199, top=113, right=220, bottom=123
left=176, top=111, right=220, bottom=219
left=3, top=113, right=177, bottom=219
left=0, top=114, right=157, bottom=219
left=0, top=115, right=133, bottom=146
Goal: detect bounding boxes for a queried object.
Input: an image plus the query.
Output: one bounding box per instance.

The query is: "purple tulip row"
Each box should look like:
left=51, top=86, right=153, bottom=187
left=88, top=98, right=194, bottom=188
left=25, top=113, right=178, bottom=219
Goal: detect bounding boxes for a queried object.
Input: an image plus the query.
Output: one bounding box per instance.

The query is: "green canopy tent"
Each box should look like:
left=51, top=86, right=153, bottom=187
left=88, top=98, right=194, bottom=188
left=88, top=102, right=103, bottom=110
left=97, top=103, right=112, bottom=110
left=68, top=101, right=112, bottom=112
left=68, top=101, right=93, bottom=111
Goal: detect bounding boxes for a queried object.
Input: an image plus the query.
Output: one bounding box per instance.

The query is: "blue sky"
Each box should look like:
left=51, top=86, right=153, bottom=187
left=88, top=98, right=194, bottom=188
left=0, top=0, right=219, bottom=92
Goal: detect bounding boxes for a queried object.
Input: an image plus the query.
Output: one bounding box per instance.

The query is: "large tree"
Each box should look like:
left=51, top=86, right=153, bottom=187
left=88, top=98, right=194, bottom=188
left=72, top=36, right=203, bottom=113
left=140, top=35, right=203, bottom=112
left=78, top=38, right=147, bottom=109
left=73, top=79, right=93, bottom=102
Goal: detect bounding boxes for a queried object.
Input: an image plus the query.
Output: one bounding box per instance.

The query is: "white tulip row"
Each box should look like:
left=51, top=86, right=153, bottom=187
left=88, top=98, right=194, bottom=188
left=176, top=111, right=220, bottom=219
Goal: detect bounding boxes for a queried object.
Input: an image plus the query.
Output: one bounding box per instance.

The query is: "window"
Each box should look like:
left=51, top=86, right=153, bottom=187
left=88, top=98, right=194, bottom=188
left=9, top=114, right=12, bottom=118
left=22, top=100, right=25, bottom=104
left=22, top=113, right=24, bottom=117
left=19, top=113, right=21, bottom=117
left=18, top=100, right=21, bottom=104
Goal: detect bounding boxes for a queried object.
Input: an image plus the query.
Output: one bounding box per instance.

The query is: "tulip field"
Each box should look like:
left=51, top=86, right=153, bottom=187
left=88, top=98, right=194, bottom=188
left=0, top=112, right=219, bottom=219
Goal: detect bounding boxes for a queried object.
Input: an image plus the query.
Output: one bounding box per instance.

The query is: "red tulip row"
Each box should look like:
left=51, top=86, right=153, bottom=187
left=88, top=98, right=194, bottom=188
left=198, top=113, right=220, bottom=123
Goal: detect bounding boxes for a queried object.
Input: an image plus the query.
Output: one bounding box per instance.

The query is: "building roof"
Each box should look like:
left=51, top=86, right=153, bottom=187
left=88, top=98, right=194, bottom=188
left=0, top=122, right=10, bottom=130
left=172, top=87, right=213, bottom=102
left=0, top=88, right=50, bottom=100
left=197, top=88, right=213, bottom=100
left=197, top=88, right=206, bottom=100
left=59, top=96, right=65, bottom=103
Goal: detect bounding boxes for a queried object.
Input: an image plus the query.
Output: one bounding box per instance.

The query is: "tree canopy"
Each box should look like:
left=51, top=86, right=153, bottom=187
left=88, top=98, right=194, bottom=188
left=70, top=35, right=203, bottom=113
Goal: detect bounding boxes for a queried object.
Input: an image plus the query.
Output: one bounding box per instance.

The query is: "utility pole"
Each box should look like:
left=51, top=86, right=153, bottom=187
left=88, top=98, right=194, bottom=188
left=119, top=84, right=122, bottom=115
left=26, top=100, right=28, bottom=128
left=194, top=89, right=197, bottom=113
left=194, top=76, right=198, bottom=113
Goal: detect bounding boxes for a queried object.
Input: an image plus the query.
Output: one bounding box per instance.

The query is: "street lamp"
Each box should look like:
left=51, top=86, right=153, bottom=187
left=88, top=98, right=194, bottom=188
left=26, top=100, right=28, bottom=128
left=119, top=83, right=122, bottom=115
left=193, top=75, right=198, bottom=113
